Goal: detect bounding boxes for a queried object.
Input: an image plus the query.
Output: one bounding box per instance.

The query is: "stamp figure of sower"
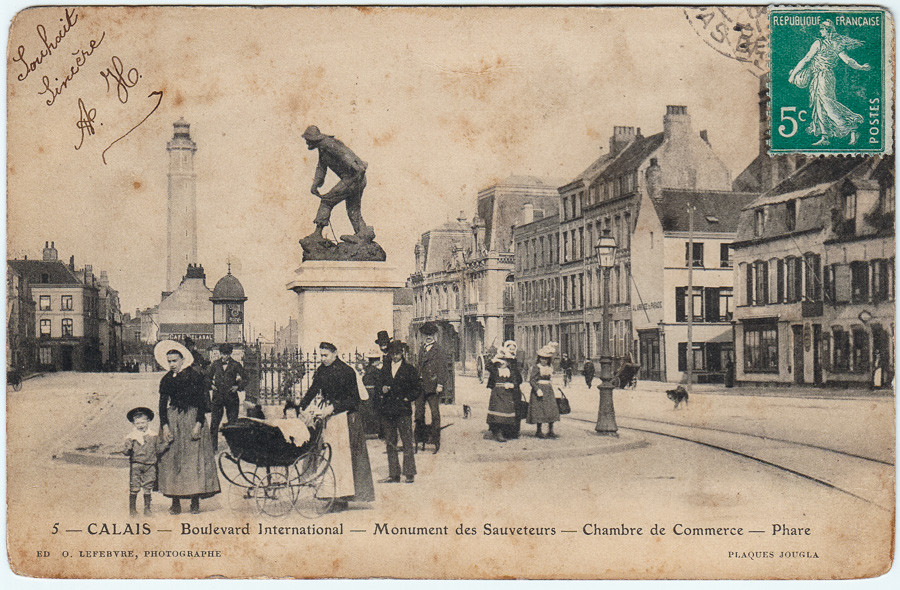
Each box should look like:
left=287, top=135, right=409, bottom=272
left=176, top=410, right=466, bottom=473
left=301, top=125, right=376, bottom=245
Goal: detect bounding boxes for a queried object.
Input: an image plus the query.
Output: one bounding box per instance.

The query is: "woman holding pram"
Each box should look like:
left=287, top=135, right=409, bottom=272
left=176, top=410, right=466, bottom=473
left=155, top=340, right=220, bottom=515
left=299, top=342, right=375, bottom=512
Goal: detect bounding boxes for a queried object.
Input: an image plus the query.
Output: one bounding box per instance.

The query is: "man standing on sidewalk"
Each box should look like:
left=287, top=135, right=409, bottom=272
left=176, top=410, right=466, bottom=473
left=416, top=322, right=450, bottom=454
left=378, top=341, right=420, bottom=484
left=208, top=344, right=246, bottom=452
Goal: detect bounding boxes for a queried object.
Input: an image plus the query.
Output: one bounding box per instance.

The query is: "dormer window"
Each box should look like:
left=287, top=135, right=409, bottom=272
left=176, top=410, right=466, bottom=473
left=785, top=200, right=797, bottom=231
left=754, top=209, right=765, bottom=237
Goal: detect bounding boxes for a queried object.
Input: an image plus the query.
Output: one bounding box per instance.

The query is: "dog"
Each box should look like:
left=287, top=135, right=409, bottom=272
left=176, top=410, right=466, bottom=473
left=666, top=386, right=689, bottom=410
left=462, top=404, right=471, bottom=419
left=414, top=419, right=429, bottom=452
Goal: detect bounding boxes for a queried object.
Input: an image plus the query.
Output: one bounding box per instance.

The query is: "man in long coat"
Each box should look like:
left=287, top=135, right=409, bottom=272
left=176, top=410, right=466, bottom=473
left=300, top=342, right=375, bottom=511
left=416, top=322, right=451, bottom=454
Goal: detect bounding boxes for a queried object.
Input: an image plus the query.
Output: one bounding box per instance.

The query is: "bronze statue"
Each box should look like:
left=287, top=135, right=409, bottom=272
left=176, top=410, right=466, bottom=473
left=299, top=126, right=385, bottom=261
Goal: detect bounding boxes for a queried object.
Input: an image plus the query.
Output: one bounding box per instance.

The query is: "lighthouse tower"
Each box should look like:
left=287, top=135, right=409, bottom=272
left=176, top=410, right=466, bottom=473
left=166, top=118, right=198, bottom=292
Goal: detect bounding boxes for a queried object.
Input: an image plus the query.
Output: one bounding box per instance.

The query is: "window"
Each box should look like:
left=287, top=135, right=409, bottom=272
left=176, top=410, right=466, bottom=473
left=678, top=343, right=706, bottom=372
left=719, top=288, right=733, bottom=321
left=832, top=328, right=850, bottom=372
left=754, top=209, right=765, bottom=236
left=754, top=261, right=769, bottom=305
left=744, top=322, right=778, bottom=372
left=843, top=190, right=857, bottom=222
left=62, top=318, right=73, bottom=337
left=40, top=319, right=51, bottom=337
left=561, top=197, right=569, bottom=221
left=676, top=287, right=704, bottom=322
left=776, top=259, right=785, bottom=303
left=850, top=261, right=869, bottom=304
left=39, top=295, right=51, bottom=311
left=685, top=242, right=704, bottom=267
left=61, top=295, right=73, bottom=311
left=852, top=327, right=869, bottom=373
left=720, top=244, right=732, bottom=268
left=785, top=200, right=797, bottom=231
left=833, top=264, right=851, bottom=303
left=39, top=347, right=52, bottom=365
left=872, top=259, right=891, bottom=303
left=785, top=257, right=802, bottom=303
left=804, top=253, right=821, bottom=301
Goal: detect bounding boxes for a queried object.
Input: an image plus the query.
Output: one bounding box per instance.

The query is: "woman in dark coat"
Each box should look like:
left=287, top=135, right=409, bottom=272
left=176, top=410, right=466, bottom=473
left=485, top=346, right=523, bottom=443
left=155, top=340, right=220, bottom=515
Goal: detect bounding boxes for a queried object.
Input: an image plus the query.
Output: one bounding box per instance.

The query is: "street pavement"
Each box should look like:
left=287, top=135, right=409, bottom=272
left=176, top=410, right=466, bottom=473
left=6, top=370, right=896, bottom=579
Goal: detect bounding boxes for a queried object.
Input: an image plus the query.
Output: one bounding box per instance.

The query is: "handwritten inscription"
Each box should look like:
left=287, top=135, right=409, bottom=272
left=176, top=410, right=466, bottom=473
left=74, top=98, right=98, bottom=151
left=102, top=91, right=164, bottom=164
left=11, top=8, right=79, bottom=82
left=101, top=56, right=141, bottom=104
left=37, top=33, right=105, bottom=107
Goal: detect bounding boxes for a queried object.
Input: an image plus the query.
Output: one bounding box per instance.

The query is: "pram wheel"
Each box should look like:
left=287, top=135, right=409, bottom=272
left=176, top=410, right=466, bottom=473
left=227, top=471, right=263, bottom=515
left=256, top=471, right=294, bottom=517
left=293, top=464, right=336, bottom=518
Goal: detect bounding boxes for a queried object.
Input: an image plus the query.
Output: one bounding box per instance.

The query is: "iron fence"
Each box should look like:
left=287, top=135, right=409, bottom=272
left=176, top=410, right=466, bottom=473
left=245, top=347, right=366, bottom=406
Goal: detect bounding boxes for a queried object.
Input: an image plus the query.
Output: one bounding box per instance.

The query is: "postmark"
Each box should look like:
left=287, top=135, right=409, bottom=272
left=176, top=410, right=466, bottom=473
left=684, top=6, right=769, bottom=77
left=768, top=7, right=893, bottom=155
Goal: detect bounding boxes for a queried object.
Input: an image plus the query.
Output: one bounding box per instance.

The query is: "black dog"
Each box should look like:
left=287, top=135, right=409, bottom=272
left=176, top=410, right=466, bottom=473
left=282, top=396, right=302, bottom=418
left=666, top=386, right=689, bottom=410
left=414, top=419, right=429, bottom=452
left=462, top=404, right=471, bottom=419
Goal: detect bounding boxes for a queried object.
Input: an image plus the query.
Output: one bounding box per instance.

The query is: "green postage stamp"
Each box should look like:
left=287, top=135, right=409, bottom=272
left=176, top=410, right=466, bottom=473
left=769, top=6, right=893, bottom=155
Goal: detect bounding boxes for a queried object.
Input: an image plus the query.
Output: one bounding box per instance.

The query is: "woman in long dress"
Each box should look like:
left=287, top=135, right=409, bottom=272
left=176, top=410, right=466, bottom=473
left=788, top=20, right=871, bottom=146
left=155, top=340, right=220, bottom=515
left=485, top=347, right=521, bottom=443
left=527, top=343, right=560, bottom=439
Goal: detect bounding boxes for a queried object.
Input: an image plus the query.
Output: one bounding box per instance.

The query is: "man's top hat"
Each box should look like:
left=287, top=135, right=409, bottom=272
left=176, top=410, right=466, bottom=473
left=375, top=331, right=392, bottom=346
left=127, top=407, right=155, bottom=423
left=419, top=321, right=439, bottom=336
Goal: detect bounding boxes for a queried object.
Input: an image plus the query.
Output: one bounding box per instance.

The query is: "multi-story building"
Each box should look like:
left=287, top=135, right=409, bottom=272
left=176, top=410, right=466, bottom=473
left=631, top=187, right=756, bottom=382
left=8, top=242, right=104, bottom=371
left=408, top=176, right=559, bottom=368
left=515, top=105, right=737, bottom=375
left=732, top=156, right=894, bottom=387
left=7, top=261, right=36, bottom=372
left=513, top=210, right=560, bottom=362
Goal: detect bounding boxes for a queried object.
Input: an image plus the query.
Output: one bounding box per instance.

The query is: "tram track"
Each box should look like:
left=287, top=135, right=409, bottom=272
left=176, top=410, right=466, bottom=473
left=565, top=414, right=895, bottom=512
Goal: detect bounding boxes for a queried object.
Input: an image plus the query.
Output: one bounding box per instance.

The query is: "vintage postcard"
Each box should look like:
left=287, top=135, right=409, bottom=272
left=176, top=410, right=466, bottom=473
left=5, top=4, right=896, bottom=580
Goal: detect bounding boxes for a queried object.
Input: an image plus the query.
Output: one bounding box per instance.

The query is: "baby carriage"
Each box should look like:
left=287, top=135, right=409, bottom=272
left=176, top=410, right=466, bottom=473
left=612, top=361, right=640, bottom=389
left=218, top=417, right=335, bottom=517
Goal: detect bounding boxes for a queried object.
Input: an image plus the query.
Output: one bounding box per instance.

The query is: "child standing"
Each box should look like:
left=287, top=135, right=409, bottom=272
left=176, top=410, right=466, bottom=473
left=122, top=407, right=165, bottom=516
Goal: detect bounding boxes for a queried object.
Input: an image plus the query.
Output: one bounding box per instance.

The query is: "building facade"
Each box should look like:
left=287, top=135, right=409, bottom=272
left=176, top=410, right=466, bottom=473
left=7, top=261, right=36, bottom=372
left=7, top=242, right=115, bottom=372
left=515, top=105, right=738, bottom=377
left=733, top=156, right=894, bottom=387
left=408, top=176, right=559, bottom=368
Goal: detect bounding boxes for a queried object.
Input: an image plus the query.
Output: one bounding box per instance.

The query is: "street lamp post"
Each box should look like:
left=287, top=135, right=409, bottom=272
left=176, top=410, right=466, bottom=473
left=594, top=230, right=618, bottom=436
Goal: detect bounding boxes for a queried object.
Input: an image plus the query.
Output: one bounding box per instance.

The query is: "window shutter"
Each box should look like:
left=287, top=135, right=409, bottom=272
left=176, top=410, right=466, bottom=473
left=706, top=287, right=719, bottom=322
left=675, top=287, right=686, bottom=322
left=678, top=342, right=687, bottom=372
left=776, top=259, right=785, bottom=303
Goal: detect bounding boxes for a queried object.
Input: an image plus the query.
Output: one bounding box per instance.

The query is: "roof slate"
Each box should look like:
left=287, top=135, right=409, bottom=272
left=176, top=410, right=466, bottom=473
left=652, top=189, right=758, bottom=233
left=7, top=260, right=84, bottom=286
left=595, top=133, right=665, bottom=182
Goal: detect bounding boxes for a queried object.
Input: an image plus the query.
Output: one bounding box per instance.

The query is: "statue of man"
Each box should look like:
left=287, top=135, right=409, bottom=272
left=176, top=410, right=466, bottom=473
left=301, top=125, right=375, bottom=243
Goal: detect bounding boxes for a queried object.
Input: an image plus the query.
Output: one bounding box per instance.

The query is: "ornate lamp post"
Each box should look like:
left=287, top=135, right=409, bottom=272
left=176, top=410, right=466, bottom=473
left=594, top=230, right=618, bottom=436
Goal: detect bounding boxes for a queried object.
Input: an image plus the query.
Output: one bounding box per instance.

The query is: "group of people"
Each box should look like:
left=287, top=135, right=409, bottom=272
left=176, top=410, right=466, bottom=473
left=122, top=339, right=249, bottom=516
left=485, top=341, right=561, bottom=442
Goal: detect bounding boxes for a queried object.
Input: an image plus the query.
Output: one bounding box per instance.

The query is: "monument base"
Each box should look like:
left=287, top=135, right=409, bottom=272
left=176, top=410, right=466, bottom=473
left=287, top=261, right=405, bottom=357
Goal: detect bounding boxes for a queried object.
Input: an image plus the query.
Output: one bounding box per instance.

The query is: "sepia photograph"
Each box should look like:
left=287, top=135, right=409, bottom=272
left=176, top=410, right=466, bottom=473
left=4, top=3, right=896, bottom=580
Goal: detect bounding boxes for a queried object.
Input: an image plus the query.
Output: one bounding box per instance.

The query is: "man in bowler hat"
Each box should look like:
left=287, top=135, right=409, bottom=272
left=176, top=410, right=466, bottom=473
left=208, top=343, right=246, bottom=452
left=416, top=321, right=450, bottom=453
left=378, top=341, right=420, bottom=483
left=301, top=125, right=375, bottom=244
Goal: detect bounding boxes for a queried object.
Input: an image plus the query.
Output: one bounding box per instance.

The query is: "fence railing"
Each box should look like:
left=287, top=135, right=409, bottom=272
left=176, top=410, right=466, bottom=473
left=244, top=347, right=365, bottom=406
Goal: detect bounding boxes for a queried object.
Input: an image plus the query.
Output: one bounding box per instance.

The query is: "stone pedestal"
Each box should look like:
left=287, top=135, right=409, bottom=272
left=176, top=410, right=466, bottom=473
left=287, top=261, right=406, bottom=357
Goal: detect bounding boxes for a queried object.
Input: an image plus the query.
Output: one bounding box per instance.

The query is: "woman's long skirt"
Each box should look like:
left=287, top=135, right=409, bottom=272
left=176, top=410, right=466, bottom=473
left=158, top=407, right=220, bottom=498
left=322, top=412, right=375, bottom=502
left=487, top=385, right=518, bottom=438
left=527, top=382, right=560, bottom=424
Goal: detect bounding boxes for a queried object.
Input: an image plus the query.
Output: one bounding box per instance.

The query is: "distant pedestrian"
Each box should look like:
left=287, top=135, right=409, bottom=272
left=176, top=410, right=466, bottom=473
left=561, top=354, right=573, bottom=387
left=583, top=359, right=596, bottom=389
left=725, top=358, right=735, bottom=388
left=361, top=350, right=384, bottom=437
left=208, top=343, right=246, bottom=452
left=121, top=406, right=167, bottom=516
left=155, top=340, right=220, bottom=515
left=377, top=341, right=420, bottom=484
left=486, top=346, right=522, bottom=443
left=528, top=343, right=560, bottom=439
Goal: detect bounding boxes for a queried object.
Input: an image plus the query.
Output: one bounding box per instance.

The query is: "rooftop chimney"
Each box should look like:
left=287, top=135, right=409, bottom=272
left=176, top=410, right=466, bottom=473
left=663, top=105, right=691, bottom=143
left=699, top=130, right=709, bottom=144
left=457, top=210, right=467, bottom=223
left=647, top=158, right=663, bottom=202
left=609, top=126, right=637, bottom=157
left=521, top=203, right=535, bottom=226
left=69, top=255, right=75, bottom=270
left=42, top=241, right=58, bottom=262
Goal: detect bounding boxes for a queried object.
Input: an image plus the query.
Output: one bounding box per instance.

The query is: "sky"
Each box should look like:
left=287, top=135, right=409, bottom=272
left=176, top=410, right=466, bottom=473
left=7, top=5, right=763, bottom=338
